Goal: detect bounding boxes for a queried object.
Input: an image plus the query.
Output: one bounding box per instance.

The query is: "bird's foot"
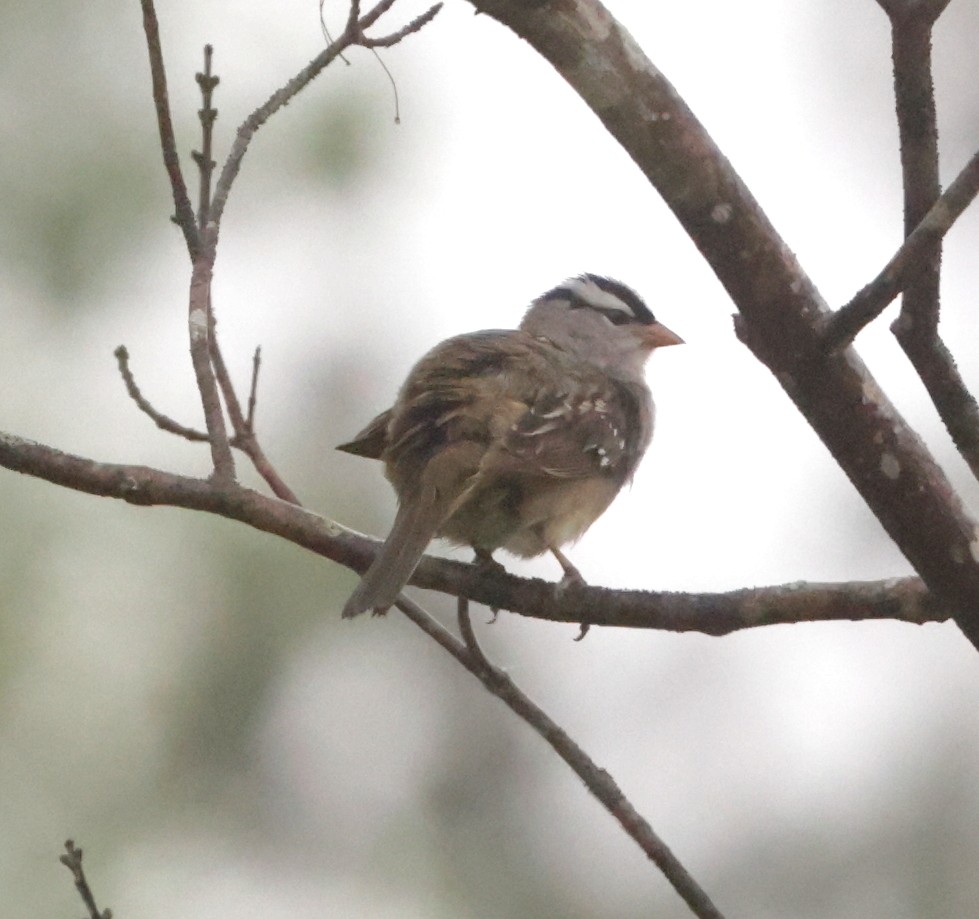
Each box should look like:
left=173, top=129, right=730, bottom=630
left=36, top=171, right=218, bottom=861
left=551, top=546, right=586, bottom=594
left=473, top=549, right=506, bottom=620
left=473, top=548, right=506, bottom=576
left=549, top=547, right=591, bottom=639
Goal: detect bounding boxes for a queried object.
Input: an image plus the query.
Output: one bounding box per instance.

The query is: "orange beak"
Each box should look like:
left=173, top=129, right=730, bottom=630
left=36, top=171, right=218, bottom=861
left=640, top=321, right=684, bottom=349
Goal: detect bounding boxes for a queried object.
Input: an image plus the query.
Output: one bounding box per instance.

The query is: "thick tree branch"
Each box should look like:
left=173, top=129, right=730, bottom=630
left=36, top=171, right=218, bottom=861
left=0, top=431, right=947, bottom=633
left=465, top=0, right=979, bottom=650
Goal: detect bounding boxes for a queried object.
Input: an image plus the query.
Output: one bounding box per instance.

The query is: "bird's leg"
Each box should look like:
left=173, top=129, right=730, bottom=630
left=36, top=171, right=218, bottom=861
left=550, top=546, right=586, bottom=590
left=550, top=547, right=592, bottom=639
left=473, top=547, right=506, bottom=621
left=473, top=547, right=506, bottom=577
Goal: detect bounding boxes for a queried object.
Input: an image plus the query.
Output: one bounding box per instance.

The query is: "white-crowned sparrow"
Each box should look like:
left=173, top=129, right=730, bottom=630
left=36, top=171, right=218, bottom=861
left=338, top=273, right=683, bottom=618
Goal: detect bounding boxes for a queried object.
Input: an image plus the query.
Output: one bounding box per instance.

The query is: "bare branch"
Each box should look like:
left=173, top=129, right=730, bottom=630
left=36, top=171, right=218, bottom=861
left=457, top=596, right=492, bottom=672
left=892, top=323, right=979, bottom=482
left=114, top=345, right=209, bottom=442
left=204, top=325, right=299, bottom=503
left=0, top=430, right=947, bottom=633
left=246, top=346, right=261, bottom=430
left=138, top=0, right=200, bottom=257
left=464, top=0, right=979, bottom=651
left=879, top=7, right=979, bottom=483
left=114, top=342, right=299, bottom=502
left=887, top=7, right=942, bottom=337
left=208, top=34, right=356, bottom=232
left=59, top=840, right=110, bottom=919
left=189, top=224, right=236, bottom=482
left=362, top=3, right=443, bottom=48
left=401, top=594, right=728, bottom=919
left=358, top=0, right=400, bottom=31
left=345, top=0, right=363, bottom=36
left=209, top=0, right=441, bottom=230
left=192, top=43, right=220, bottom=228
left=822, top=150, right=979, bottom=350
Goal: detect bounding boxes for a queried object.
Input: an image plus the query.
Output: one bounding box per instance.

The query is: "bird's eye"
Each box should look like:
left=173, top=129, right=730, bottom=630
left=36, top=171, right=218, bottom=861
left=602, top=309, right=632, bottom=326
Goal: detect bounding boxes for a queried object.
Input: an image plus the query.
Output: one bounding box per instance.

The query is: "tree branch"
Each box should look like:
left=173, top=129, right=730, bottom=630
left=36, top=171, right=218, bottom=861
left=886, top=3, right=943, bottom=339
left=428, top=596, right=727, bottom=919
left=821, top=149, right=979, bottom=350
left=138, top=0, right=200, bottom=257
left=207, top=1, right=441, bottom=232
left=464, top=0, right=979, bottom=651
left=192, top=43, right=219, bottom=229
left=188, top=224, right=236, bottom=482
left=59, top=840, right=110, bottom=919
left=0, top=431, right=948, bottom=633
left=879, top=7, right=979, bottom=484
left=114, top=344, right=209, bottom=442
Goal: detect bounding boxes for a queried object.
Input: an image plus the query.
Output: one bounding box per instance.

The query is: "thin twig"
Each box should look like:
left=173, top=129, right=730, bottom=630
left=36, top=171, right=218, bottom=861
left=367, top=48, right=402, bottom=123
left=345, top=0, right=363, bottom=37
left=205, top=323, right=299, bottom=503
left=822, top=149, right=979, bottom=350
left=207, top=305, right=247, bottom=433
left=397, top=594, right=728, bottom=919
left=246, top=346, right=261, bottom=430
left=59, top=840, right=110, bottom=919
left=208, top=0, right=442, bottom=230
left=457, top=595, right=493, bottom=672
left=114, top=343, right=300, bottom=501
left=362, top=3, right=443, bottom=47
left=173, top=0, right=440, bottom=487
left=359, top=0, right=400, bottom=32
left=319, top=0, right=352, bottom=65
left=138, top=0, right=200, bottom=257
left=192, top=44, right=220, bottom=228
left=892, top=326, right=979, bottom=481
left=114, top=345, right=209, bottom=442
left=208, top=45, right=351, bottom=232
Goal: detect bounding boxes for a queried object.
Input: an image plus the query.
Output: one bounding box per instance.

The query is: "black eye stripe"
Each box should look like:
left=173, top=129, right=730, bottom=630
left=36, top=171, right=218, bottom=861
left=564, top=294, right=640, bottom=325
left=566, top=300, right=633, bottom=324
left=585, top=274, right=655, bottom=322
left=537, top=275, right=656, bottom=325
left=601, top=309, right=633, bottom=326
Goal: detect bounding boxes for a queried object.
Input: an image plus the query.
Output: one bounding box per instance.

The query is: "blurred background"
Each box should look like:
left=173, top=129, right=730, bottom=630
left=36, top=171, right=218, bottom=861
left=2, top=1, right=979, bottom=916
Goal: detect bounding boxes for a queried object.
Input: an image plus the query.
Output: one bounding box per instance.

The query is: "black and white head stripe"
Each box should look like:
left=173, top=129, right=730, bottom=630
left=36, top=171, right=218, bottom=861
left=543, top=274, right=656, bottom=326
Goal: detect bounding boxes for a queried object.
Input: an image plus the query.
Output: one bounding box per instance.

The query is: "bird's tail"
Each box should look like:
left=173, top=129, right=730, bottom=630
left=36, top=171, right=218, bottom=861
left=342, top=486, right=447, bottom=618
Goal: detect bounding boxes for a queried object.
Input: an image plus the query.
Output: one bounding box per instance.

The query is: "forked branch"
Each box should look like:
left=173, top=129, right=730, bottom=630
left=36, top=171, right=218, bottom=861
left=822, top=150, right=979, bottom=351
left=465, top=0, right=979, bottom=650
left=59, top=840, right=110, bottom=919
left=137, top=0, right=443, bottom=488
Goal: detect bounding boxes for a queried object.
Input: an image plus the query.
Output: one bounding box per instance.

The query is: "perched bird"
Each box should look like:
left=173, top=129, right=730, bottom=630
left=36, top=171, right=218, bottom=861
left=337, top=274, right=683, bottom=618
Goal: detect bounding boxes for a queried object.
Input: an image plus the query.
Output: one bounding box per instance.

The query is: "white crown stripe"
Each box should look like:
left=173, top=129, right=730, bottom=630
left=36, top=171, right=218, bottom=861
left=563, top=277, right=635, bottom=317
